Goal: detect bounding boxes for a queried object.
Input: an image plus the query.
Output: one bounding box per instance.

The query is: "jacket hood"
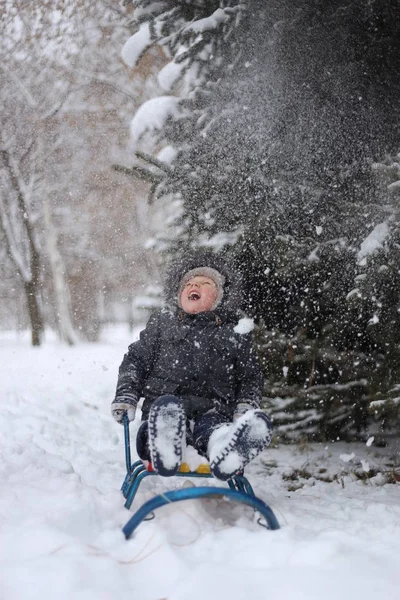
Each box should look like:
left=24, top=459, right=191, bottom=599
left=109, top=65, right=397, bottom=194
left=164, top=249, right=242, bottom=313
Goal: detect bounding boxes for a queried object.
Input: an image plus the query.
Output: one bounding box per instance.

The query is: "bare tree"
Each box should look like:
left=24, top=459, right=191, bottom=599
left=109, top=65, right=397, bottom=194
left=0, top=148, right=44, bottom=345
left=0, top=2, right=80, bottom=344
left=0, top=0, right=167, bottom=343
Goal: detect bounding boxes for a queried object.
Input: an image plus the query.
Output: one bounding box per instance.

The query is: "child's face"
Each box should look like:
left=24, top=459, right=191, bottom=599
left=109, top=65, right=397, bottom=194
left=180, top=275, right=219, bottom=314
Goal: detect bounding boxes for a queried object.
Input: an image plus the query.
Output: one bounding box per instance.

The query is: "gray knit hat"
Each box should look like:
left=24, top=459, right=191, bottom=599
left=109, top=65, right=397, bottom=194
left=178, top=266, right=225, bottom=310
left=164, top=249, right=242, bottom=312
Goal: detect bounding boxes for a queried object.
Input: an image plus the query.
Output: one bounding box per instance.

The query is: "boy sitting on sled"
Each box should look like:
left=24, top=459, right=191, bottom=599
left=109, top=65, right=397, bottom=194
left=111, top=250, right=272, bottom=481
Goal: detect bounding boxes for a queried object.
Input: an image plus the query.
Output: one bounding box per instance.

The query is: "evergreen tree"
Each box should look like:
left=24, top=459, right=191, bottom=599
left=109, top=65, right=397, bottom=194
left=122, top=0, right=400, bottom=440
left=351, top=156, right=400, bottom=433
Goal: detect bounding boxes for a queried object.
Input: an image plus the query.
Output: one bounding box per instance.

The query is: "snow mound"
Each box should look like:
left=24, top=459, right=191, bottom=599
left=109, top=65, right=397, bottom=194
left=130, top=96, right=184, bottom=144
left=158, top=58, right=185, bottom=91
left=1, top=335, right=400, bottom=600
left=183, top=8, right=230, bottom=34
left=121, top=23, right=152, bottom=68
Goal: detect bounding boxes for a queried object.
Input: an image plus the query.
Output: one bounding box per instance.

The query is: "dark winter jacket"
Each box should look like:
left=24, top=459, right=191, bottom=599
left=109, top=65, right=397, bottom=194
left=113, top=250, right=263, bottom=420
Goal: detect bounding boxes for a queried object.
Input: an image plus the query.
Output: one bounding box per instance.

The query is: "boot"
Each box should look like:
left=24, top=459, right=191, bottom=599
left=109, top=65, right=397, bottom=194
left=148, top=395, right=186, bottom=476
left=209, top=410, right=272, bottom=481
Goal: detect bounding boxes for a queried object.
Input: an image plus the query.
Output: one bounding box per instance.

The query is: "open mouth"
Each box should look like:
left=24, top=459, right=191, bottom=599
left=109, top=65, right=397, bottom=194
left=188, top=291, right=201, bottom=301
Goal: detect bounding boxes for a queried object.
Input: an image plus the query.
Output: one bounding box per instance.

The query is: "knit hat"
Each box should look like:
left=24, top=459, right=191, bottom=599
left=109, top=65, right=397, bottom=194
left=164, top=249, right=242, bottom=312
left=178, top=266, right=225, bottom=310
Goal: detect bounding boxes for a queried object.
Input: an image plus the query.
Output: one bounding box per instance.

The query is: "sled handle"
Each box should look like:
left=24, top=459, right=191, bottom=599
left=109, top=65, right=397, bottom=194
left=123, top=413, right=132, bottom=474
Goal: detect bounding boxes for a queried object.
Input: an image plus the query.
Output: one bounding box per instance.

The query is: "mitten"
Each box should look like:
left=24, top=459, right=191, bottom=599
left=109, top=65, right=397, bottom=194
left=111, top=399, right=136, bottom=424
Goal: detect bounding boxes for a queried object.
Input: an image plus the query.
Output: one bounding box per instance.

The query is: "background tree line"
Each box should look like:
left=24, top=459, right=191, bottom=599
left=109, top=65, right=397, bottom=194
left=0, top=0, right=165, bottom=344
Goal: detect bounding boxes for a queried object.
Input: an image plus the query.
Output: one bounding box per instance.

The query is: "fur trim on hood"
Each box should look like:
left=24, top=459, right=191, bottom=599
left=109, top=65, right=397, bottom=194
left=164, top=249, right=242, bottom=313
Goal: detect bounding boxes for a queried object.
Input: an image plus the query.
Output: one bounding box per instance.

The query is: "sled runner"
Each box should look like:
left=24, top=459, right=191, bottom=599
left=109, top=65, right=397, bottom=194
left=121, top=416, right=280, bottom=538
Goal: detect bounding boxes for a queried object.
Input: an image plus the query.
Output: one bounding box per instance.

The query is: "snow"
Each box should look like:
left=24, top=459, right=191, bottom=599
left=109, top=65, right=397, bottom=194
left=183, top=8, right=230, bottom=34
left=361, top=459, right=370, bottom=472
left=234, top=317, right=254, bottom=334
left=156, top=144, right=177, bottom=164
left=183, top=444, right=205, bottom=471
left=198, top=228, right=243, bottom=251
left=346, top=287, right=361, bottom=300
left=340, top=452, right=355, bottom=463
left=358, top=222, right=389, bottom=264
left=387, top=179, right=400, bottom=190
left=307, top=245, right=320, bottom=262
left=158, top=57, right=185, bottom=92
left=149, top=401, right=185, bottom=470
left=130, top=96, right=184, bottom=144
left=121, top=23, right=152, bottom=69
left=1, top=331, right=400, bottom=600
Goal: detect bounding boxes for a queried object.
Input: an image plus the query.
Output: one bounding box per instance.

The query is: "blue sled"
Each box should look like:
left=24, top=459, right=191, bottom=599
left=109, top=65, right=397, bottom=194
left=121, top=415, right=280, bottom=538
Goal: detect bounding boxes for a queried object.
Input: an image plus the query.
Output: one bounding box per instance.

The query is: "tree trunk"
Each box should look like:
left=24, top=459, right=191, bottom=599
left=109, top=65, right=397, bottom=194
left=0, top=148, right=45, bottom=346
left=43, top=195, right=78, bottom=345
left=24, top=280, right=44, bottom=346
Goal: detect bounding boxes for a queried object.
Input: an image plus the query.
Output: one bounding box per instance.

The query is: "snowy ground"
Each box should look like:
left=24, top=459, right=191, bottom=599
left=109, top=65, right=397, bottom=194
left=1, top=328, right=400, bottom=600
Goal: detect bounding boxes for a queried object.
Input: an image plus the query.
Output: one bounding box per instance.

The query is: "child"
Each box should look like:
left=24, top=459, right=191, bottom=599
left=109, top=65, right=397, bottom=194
left=111, top=250, right=272, bottom=480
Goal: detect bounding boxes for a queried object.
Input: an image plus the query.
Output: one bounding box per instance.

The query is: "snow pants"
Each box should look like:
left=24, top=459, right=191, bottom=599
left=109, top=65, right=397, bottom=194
left=136, top=394, right=231, bottom=461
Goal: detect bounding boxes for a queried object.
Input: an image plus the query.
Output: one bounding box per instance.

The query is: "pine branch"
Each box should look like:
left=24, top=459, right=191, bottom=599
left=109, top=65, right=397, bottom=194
left=148, top=182, right=159, bottom=205
left=112, top=163, right=164, bottom=184
left=135, top=151, right=174, bottom=173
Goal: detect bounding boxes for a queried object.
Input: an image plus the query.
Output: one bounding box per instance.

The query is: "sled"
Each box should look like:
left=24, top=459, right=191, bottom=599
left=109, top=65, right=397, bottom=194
left=121, top=415, right=280, bottom=538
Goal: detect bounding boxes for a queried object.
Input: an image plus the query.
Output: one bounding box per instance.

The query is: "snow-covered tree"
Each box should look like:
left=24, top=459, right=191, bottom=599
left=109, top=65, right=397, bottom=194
left=349, top=156, right=400, bottom=433
left=120, top=0, right=400, bottom=440
left=118, top=0, right=245, bottom=244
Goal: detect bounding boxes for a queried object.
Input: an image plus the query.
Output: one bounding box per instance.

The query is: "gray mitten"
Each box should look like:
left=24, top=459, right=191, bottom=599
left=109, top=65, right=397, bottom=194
left=111, top=399, right=136, bottom=424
